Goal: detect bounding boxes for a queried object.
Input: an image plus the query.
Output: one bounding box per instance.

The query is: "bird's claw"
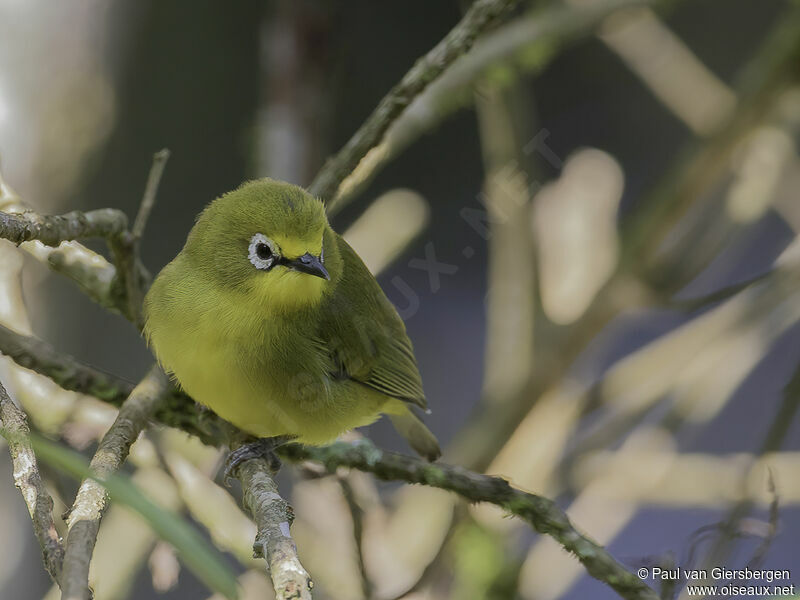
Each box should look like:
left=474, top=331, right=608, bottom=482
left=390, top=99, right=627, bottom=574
left=223, top=436, right=295, bottom=485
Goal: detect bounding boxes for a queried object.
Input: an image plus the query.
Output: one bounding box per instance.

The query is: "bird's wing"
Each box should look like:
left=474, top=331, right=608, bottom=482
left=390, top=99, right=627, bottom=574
left=317, top=234, right=427, bottom=410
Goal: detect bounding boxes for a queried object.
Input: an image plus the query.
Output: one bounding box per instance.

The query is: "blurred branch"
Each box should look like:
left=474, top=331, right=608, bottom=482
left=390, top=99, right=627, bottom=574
left=115, top=148, right=170, bottom=328
left=0, top=379, right=64, bottom=585
left=309, top=0, right=522, bottom=205
left=338, top=476, right=371, bottom=600
left=132, top=149, right=170, bottom=240
left=60, top=366, right=169, bottom=600
left=328, top=0, right=657, bottom=214
left=474, top=71, right=537, bottom=410
left=692, top=362, right=800, bottom=588
left=236, top=445, right=313, bottom=600
left=280, top=440, right=659, bottom=600
left=447, top=0, right=800, bottom=473
left=623, top=4, right=800, bottom=286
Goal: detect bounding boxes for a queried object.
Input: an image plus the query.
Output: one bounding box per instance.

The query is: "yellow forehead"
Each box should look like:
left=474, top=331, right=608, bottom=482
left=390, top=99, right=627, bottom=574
left=270, top=231, right=323, bottom=259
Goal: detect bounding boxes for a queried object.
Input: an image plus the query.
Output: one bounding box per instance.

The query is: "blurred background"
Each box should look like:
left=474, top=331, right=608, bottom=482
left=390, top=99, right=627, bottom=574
left=1, top=0, right=799, bottom=599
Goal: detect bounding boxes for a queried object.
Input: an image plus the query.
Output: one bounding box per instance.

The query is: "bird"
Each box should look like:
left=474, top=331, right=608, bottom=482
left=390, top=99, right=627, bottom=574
left=143, top=178, right=440, bottom=470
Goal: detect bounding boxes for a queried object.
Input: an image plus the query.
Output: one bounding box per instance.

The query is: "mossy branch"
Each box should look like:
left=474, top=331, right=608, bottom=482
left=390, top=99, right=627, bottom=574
left=0, top=323, right=659, bottom=599
left=280, top=440, right=659, bottom=600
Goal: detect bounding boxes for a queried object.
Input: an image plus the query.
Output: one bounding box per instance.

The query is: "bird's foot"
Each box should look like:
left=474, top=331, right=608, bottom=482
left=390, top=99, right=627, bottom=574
left=224, top=435, right=295, bottom=485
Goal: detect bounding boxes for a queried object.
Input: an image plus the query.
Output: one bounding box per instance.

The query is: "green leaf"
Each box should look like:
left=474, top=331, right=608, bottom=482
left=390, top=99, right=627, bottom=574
left=29, top=434, right=240, bottom=600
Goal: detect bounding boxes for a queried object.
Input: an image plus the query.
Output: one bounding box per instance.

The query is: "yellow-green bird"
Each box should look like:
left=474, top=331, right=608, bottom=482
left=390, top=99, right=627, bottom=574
left=143, top=179, right=440, bottom=465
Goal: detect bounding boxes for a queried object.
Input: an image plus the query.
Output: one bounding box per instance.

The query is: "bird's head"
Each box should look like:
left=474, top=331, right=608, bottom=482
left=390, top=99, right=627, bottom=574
left=184, top=179, right=339, bottom=311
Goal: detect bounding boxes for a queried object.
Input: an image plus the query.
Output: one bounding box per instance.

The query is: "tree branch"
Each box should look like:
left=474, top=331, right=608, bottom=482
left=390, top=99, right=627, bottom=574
left=0, top=322, right=310, bottom=598
left=0, top=323, right=134, bottom=406
left=0, top=379, right=65, bottom=585
left=60, top=366, right=169, bottom=600
left=308, top=0, right=522, bottom=204
left=0, top=209, right=128, bottom=247
left=0, top=324, right=657, bottom=600
left=0, top=173, right=127, bottom=315
left=279, top=440, right=659, bottom=600
left=132, top=149, right=170, bottom=240
left=236, top=450, right=313, bottom=600
left=0, top=155, right=167, bottom=325
left=329, top=0, right=656, bottom=214
left=0, top=323, right=224, bottom=444
left=115, top=148, right=171, bottom=328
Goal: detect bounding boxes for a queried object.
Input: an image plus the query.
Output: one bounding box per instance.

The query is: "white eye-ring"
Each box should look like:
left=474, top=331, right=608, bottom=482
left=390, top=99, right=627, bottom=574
left=248, top=233, right=279, bottom=270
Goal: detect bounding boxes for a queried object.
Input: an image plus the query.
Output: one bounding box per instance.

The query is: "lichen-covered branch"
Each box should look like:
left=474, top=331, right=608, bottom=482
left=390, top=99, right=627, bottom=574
left=308, top=0, right=522, bottom=204
left=0, top=160, right=162, bottom=324
left=0, top=209, right=129, bottom=247
left=237, top=452, right=313, bottom=600
left=41, top=243, right=121, bottom=313
left=0, top=174, right=123, bottom=313
left=280, top=440, right=659, bottom=600
left=60, top=366, right=169, bottom=600
left=0, top=379, right=64, bottom=584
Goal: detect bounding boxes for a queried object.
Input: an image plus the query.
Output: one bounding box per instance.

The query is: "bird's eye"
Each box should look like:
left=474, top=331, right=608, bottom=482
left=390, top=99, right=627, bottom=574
left=255, top=243, right=271, bottom=260
left=248, top=233, right=279, bottom=270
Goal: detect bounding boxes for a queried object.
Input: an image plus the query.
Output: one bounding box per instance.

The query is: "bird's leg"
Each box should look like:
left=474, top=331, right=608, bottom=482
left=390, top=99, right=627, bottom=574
left=224, top=435, right=296, bottom=484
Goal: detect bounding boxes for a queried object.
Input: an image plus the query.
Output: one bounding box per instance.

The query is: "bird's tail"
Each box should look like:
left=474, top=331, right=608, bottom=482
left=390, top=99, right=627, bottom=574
left=388, top=405, right=441, bottom=461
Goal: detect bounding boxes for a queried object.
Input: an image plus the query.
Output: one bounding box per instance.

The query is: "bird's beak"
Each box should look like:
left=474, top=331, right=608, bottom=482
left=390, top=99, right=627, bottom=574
left=286, top=252, right=330, bottom=280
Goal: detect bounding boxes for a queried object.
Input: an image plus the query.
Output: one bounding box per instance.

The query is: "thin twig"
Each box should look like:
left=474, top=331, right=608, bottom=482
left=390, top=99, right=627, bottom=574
left=695, top=361, right=800, bottom=579
left=235, top=446, right=313, bottom=600
left=329, top=0, right=656, bottom=214
left=0, top=379, right=65, bottom=585
left=132, top=149, right=171, bottom=240
left=308, top=0, right=522, bottom=204
left=279, top=440, right=659, bottom=600
left=111, top=149, right=170, bottom=328
left=60, top=365, right=169, bottom=600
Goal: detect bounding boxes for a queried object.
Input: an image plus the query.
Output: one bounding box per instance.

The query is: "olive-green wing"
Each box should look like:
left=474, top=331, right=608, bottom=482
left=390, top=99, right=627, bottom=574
left=317, top=234, right=427, bottom=409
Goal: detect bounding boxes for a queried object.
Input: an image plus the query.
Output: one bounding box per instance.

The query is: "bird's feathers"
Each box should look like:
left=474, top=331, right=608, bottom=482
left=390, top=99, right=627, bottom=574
left=317, top=234, right=428, bottom=410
